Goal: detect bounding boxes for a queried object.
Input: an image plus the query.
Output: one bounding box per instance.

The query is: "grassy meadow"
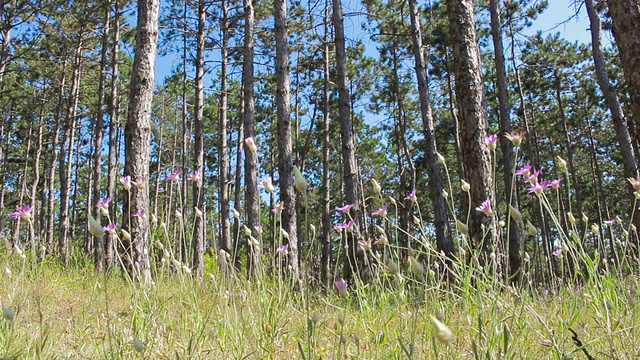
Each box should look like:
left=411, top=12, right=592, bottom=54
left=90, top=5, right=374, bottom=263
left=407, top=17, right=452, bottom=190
left=0, top=243, right=638, bottom=359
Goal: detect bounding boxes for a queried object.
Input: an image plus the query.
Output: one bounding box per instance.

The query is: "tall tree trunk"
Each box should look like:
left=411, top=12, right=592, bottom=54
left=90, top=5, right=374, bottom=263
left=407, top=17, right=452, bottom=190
left=243, top=0, right=260, bottom=276
left=59, top=42, right=83, bottom=265
left=489, top=0, right=521, bottom=278
left=333, top=0, right=360, bottom=281
left=586, top=0, right=640, bottom=233
left=46, top=60, right=67, bottom=254
left=92, top=4, right=111, bottom=271
left=445, top=0, right=497, bottom=258
left=123, top=0, right=159, bottom=283
left=218, top=0, right=231, bottom=257
left=408, top=0, right=454, bottom=259
left=320, top=4, right=332, bottom=287
left=106, top=0, right=121, bottom=269
left=192, top=0, right=206, bottom=279
left=607, top=0, right=640, bottom=148
left=275, top=0, right=299, bottom=280
left=30, top=102, right=44, bottom=249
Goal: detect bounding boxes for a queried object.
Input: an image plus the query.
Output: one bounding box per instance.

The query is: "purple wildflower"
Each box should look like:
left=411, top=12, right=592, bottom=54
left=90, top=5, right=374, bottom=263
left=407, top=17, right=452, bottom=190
left=103, top=223, right=118, bottom=233
left=334, top=279, right=348, bottom=297
left=475, top=198, right=493, bottom=216
left=515, top=164, right=532, bottom=177
left=336, top=204, right=354, bottom=213
left=485, top=133, right=498, bottom=150
left=552, top=248, right=562, bottom=257
left=528, top=182, right=545, bottom=195
left=120, top=175, right=132, bottom=190
left=276, top=243, right=289, bottom=255
left=8, top=205, right=33, bottom=221
left=404, top=189, right=417, bottom=201
left=166, top=169, right=182, bottom=182
left=133, top=209, right=145, bottom=217
left=333, top=220, right=354, bottom=232
left=371, top=204, right=389, bottom=217
left=95, top=198, right=111, bottom=209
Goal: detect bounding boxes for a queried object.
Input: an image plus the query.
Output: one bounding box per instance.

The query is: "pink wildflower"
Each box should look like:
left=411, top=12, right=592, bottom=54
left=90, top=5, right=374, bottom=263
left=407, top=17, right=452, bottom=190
left=336, top=204, right=354, bottom=213
left=95, top=198, right=111, bottom=209
left=166, top=169, right=182, bottom=182
left=371, top=204, right=388, bottom=217
left=475, top=198, right=493, bottom=216
left=8, top=205, right=33, bottom=221
left=334, top=279, right=348, bottom=297
left=515, top=164, right=532, bottom=177
left=404, top=189, right=417, bottom=201
left=485, top=133, right=498, bottom=150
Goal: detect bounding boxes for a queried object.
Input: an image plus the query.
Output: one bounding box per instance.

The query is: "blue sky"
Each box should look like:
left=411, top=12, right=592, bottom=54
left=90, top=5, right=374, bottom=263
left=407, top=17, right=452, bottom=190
left=154, top=0, right=598, bottom=84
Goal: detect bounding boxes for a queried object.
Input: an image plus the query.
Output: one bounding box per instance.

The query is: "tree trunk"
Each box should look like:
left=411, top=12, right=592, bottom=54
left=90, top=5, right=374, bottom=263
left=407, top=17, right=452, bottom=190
left=408, top=0, right=454, bottom=260
left=607, top=0, right=640, bottom=148
left=46, top=59, right=67, bottom=254
left=333, top=0, right=360, bottom=281
left=192, top=0, right=206, bottom=279
left=445, top=0, right=497, bottom=258
left=586, top=0, right=640, bottom=233
left=106, top=0, right=121, bottom=269
left=218, top=0, right=231, bottom=257
left=243, top=0, right=260, bottom=276
left=489, top=0, right=521, bottom=279
left=275, top=0, right=300, bottom=280
left=59, top=42, right=83, bottom=265
left=92, top=5, right=111, bottom=271
left=320, top=4, right=332, bottom=287
left=123, top=0, right=159, bottom=283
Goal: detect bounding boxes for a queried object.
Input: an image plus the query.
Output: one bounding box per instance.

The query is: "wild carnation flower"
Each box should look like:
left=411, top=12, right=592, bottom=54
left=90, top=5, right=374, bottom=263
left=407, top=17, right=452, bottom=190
left=333, top=220, right=354, bottom=232
left=358, top=239, right=372, bottom=251
left=485, top=133, right=498, bottom=150
left=528, top=182, right=545, bottom=195
left=188, top=170, right=201, bottom=183
left=254, top=224, right=264, bottom=234
left=404, top=189, right=417, bottom=201
left=276, top=243, right=289, bottom=256
left=515, top=164, right=532, bottom=177
left=525, top=169, right=541, bottom=184
left=9, top=205, right=33, bottom=221
left=548, top=178, right=563, bottom=189
left=272, top=202, right=284, bottom=214
left=552, top=248, right=562, bottom=257
left=259, top=177, right=276, bottom=193
left=336, top=204, right=354, bottom=213
left=371, top=204, right=388, bottom=217
left=504, top=131, right=525, bottom=147
left=604, top=219, right=615, bottom=226
left=166, top=169, right=182, bottom=182
left=95, top=198, right=111, bottom=209
left=103, top=223, right=118, bottom=233
left=475, top=198, right=493, bottom=216
left=133, top=209, right=145, bottom=217
left=334, top=279, right=348, bottom=297
left=628, top=177, right=640, bottom=191
left=120, top=175, right=132, bottom=190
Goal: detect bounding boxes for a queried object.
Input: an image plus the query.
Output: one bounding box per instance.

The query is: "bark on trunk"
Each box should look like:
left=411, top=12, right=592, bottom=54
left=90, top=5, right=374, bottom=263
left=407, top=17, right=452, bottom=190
left=607, top=0, right=640, bottom=148
left=333, top=0, right=360, bottom=281
left=106, top=0, right=121, bottom=269
left=275, top=0, right=300, bottom=280
left=489, top=0, right=521, bottom=279
left=191, top=0, right=206, bottom=279
left=123, top=0, right=159, bottom=283
left=218, top=0, right=231, bottom=257
left=445, top=0, right=497, bottom=258
left=92, top=5, right=111, bottom=271
left=243, top=0, right=260, bottom=276
left=408, top=0, right=454, bottom=260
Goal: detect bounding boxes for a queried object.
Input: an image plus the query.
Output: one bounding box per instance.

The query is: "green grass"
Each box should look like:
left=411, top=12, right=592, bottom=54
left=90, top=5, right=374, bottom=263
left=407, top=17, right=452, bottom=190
left=0, top=251, right=638, bottom=359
